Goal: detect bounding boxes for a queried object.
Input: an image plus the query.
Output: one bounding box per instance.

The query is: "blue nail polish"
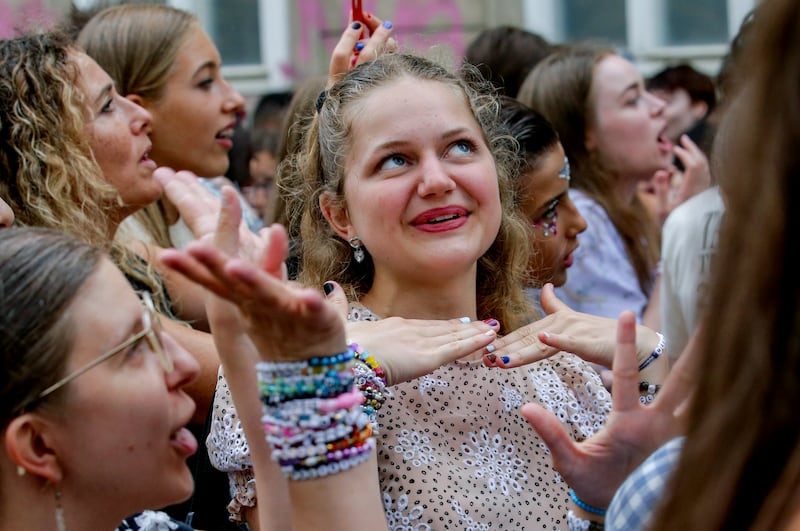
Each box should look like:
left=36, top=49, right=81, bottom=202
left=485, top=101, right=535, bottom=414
left=383, top=20, right=393, bottom=29
left=352, top=22, right=362, bottom=30
left=355, top=41, right=365, bottom=52
left=485, top=344, right=496, bottom=354
left=459, top=316, right=471, bottom=324
left=501, top=356, right=510, bottom=364
left=323, top=281, right=334, bottom=295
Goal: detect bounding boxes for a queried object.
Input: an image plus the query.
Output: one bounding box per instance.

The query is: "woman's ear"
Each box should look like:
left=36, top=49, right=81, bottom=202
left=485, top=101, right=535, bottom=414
left=319, top=192, right=352, bottom=240
left=4, top=414, right=63, bottom=484
left=126, top=93, right=147, bottom=109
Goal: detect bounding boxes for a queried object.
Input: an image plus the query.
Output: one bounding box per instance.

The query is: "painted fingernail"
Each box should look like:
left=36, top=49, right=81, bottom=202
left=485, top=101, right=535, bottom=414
left=383, top=20, right=393, bottom=29
left=323, top=281, right=335, bottom=296
left=486, top=353, right=497, bottom=363
left=485, top=344, right=496, bottom=354
left=483, top=318, right=499, bottom=327
left=459, top=316, right=471, bottom=324
left=355, top=41, right=365, bottom=52
left=501, top=356, right=510, bottom=364
left=352, top=22, right=362, bottom=30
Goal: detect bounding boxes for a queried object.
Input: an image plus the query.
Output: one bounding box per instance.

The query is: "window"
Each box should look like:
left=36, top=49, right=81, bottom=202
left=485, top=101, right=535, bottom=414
left=666, top=0, right=729, bottom=45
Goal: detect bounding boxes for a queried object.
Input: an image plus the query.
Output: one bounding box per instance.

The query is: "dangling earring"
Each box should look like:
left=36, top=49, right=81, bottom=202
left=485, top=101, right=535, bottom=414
left=54, top=488, right=66, bottom=531
left=348, top=236, right=365, bottom=263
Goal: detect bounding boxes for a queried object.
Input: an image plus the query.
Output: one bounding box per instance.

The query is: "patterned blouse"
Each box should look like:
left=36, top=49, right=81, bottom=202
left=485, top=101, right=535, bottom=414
left=208, top=305, right=612, bottom=529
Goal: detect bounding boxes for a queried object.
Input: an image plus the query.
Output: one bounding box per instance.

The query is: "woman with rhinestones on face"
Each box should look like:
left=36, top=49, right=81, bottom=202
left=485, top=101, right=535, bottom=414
left=498, top=96, right=588, bottom=300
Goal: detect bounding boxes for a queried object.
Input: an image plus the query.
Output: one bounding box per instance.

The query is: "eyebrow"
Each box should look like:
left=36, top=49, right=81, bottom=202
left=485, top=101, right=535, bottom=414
left=619, top=81, right=641, bottom=99
left=192, top=60, right=217, bottom=78
left=92, top=83, right=114, bottom=107
left=371, top=127, right=475, bottom=152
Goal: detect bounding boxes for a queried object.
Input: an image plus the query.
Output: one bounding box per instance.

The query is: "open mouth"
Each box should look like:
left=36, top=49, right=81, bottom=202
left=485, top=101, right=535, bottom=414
left=656, top=126, right=673, bottom=153
left=425, top=213, right=463, bottom=224
left=216, top=128, right=235, bottom=141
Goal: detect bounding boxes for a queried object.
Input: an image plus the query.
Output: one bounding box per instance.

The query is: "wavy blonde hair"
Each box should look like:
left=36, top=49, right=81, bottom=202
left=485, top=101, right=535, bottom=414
left=287, top=53, right=535, bottom=333
left=0, top=32, right=117, bottom=246
left=0, top=32, right=171, bottom=315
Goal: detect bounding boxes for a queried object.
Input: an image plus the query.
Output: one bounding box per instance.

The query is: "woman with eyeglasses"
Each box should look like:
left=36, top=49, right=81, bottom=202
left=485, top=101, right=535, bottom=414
left=0, top=226, right=200, bottom=531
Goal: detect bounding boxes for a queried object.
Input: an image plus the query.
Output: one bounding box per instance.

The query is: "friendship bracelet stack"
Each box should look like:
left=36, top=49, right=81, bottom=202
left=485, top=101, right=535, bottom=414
left=257, top=346, right=376, bottom=480
left=350, top=342, right=388, bottom=430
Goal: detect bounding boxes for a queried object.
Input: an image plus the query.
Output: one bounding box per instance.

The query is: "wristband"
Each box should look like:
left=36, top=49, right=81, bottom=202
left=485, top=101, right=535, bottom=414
left=568, top=488, right=607, bottom=516
left=638, top=332, right=665, bottom=371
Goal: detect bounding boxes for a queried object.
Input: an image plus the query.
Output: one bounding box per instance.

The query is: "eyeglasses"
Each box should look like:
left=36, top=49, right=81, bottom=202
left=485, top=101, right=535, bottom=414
left=36, top=291, right=173, bottom=401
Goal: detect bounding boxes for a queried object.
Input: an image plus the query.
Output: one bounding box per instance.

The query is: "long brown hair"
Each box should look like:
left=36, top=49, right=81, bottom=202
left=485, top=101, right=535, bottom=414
left=518, top=45, right=659, bottom=295
left=652, top=0, right=800, bottom=528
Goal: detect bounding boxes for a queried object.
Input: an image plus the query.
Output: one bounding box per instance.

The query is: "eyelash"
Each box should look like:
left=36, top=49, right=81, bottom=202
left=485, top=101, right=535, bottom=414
left=198, top=78, right=214, bottom=89
left=100, top=97, right=114, bottom=114
left=375, top=138, right=478, bottom=174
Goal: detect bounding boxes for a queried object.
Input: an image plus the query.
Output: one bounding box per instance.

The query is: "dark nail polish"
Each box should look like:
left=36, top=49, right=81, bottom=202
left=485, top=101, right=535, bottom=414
left=355, top=41, right=365, bottom=52
left=483, top=318, right=499, bottom=327
left=323, top=281, right=335, bottom=295
left=487, top=353, right=497, bottom=363
left=352, top=22, right=362, bottom=30
left=501, top=356, right=510, bottom=364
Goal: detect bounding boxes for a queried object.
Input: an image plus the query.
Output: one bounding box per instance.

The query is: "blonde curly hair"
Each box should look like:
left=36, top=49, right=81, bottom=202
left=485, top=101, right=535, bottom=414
left=0, top=32, right=117, bottom=246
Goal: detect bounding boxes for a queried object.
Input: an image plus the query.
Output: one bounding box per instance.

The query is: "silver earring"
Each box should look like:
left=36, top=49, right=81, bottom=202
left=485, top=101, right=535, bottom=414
left=55, top=488, right=66, bottom=531
left=348, top=236, right=365, bottom=263
left=16, top=465, right=26, bottom=476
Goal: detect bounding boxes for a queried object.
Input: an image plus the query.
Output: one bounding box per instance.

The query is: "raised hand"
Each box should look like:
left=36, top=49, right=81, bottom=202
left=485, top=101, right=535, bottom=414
left=651, top=135, right=712, bottom=227
left=161, top=187, right=344, bottom=362
left=520, top=311, right=693, bottom=510
left=155, top=167, right=281, bottom=269
left=328, top=10, right=396, bottom=86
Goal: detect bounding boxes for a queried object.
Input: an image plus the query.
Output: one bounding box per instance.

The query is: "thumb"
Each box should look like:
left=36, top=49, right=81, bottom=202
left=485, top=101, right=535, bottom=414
left=540, top=283, right=571, bottom=315
left=323, top=280, right=350, bottom=323
left=520, top=402, right=579, bottom=467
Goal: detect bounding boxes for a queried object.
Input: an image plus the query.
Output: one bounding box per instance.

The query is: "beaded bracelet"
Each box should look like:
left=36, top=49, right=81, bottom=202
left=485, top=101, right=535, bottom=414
left=638, top=332, right=665, bottom=371
left=349, top=342, right=389, bottom=429
left=286, top=438, right=375, bottom=480
left=567, top=509, right=605, bottom=531
left=568, top=488, right=607, bottom=517
left=638, top=380, right=663, bottom=405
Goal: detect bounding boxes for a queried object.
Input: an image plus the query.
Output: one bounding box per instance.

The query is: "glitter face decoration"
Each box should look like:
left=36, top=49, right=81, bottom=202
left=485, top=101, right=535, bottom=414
left=533, top=158, right=571, bottom=237
left=533, top=198, right=559, bottom=237
left=559, top=156, right=571, bottom=180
